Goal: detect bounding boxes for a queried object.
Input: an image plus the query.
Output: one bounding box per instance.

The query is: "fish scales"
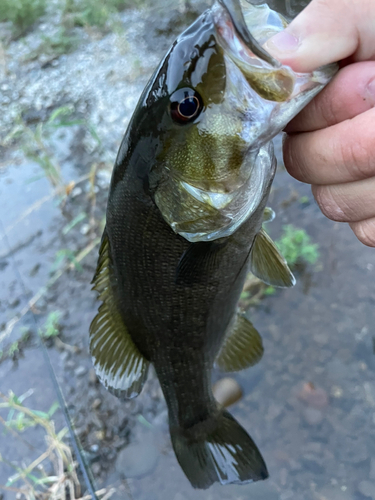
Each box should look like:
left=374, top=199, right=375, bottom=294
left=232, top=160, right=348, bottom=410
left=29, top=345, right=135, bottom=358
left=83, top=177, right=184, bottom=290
left=90, top=0, right=337, bottom=490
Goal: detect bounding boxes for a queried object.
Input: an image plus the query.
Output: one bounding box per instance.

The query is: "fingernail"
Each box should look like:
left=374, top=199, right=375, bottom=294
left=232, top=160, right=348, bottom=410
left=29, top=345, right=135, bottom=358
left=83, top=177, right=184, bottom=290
left=264, top=31, right=300, bottom=56
left=365, top=78, right=375, bottom=107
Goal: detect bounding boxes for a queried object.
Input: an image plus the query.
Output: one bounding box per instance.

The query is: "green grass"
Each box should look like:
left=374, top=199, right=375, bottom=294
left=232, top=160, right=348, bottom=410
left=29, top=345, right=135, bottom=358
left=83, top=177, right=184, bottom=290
left=25, top=28, right=80, bottom=61
left=38, top=311, right=62, bottom=339
left=0, top=0, right=46, bottom=35
left=63, top=0, right=147, bottom=28
left=0, top=390, right=115, bottom=499
left=0, top=330, right=30, bottom=363
left=275, top=224, right=320, bottom=269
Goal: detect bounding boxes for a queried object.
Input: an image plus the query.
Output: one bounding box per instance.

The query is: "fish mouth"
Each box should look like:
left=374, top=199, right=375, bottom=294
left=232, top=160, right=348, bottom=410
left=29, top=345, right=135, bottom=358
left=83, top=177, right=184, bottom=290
left=212, top=0, right=337, bottom=106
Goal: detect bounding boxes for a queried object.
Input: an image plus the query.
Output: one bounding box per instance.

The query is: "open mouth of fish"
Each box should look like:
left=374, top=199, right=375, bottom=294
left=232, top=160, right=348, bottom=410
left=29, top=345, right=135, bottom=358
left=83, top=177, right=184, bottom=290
left=170, top=0, right=337, bottom=243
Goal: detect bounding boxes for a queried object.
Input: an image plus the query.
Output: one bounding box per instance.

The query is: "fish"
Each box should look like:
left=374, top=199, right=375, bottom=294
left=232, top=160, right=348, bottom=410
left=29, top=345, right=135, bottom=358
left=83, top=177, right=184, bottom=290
left=89, top=0, right=337, bottom=490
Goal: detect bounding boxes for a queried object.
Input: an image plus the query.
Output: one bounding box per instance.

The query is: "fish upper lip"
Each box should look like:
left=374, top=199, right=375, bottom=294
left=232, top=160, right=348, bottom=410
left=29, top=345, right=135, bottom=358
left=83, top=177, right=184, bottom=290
left=216, top=0, right=280, bottom=68
left=211, top=1, right=278, bottom=72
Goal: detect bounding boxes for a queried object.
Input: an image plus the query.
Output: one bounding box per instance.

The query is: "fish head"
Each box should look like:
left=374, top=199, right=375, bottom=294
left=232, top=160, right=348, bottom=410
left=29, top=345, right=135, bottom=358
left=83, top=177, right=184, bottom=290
left=128, top=0, right=337, bottom=242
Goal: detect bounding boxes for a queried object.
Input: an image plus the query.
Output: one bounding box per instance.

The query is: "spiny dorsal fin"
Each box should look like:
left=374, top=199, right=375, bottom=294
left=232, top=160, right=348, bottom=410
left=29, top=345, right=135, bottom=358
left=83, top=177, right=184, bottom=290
left=250, top=228, right=296, bottom=288
left=216, top=314, right=263, bottom=372
left=90, top=231, right=149, bottom=400
left=263, top=207, right=275, bottom=223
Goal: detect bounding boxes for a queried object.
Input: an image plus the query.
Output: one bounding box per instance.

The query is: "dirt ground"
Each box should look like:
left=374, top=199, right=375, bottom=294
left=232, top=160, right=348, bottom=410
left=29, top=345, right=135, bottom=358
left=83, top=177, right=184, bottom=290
left=1, top=2, right=374, bottom=500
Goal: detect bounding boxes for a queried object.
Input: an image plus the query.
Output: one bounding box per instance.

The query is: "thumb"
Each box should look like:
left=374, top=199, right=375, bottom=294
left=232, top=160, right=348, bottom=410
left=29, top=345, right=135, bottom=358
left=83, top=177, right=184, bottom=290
left=264, top=0, right=375, bottom=72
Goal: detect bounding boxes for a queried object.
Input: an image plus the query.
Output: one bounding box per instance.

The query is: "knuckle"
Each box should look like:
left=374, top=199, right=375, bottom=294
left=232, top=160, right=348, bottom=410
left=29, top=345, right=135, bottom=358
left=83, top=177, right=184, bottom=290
left=352, top=220, right=375, bottom=247
left=338, top=130, right=375, bottom=180
left=313, top=185, right=352, bottom=222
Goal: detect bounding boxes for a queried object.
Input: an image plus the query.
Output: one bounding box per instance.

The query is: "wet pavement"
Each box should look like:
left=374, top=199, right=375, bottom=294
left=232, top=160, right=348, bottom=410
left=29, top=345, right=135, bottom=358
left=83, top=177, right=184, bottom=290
left=1, top=2, right=374, bottom=500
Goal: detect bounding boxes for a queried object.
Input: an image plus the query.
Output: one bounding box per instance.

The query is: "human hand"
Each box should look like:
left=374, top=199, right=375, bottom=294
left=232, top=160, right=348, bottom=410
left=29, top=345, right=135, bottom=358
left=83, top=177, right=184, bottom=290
left=264, top=0, right=375, bottom=247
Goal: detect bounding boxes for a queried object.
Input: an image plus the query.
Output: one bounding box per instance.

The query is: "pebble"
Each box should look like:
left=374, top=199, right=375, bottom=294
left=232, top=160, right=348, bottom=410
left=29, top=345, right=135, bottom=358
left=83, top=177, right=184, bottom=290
left=80, top=224, right=91, bottom=235
left=71, top=186, right=83, bottom=198
left=91, top=463, right=101, bottom=475
left=298, top=382, right=329, bottom=409
left=91, top=398, right=102, bottom=409
left=75, top=366, right=87, bottom=377
left=358, top=480, right=375, bottom=499
left=212, top=377, right=242, bottom=407
left=115, top=441, right=159, bottom=478
left=302, top=407, right=323, bottom=426
left=88, top=368, right=98, bottom=384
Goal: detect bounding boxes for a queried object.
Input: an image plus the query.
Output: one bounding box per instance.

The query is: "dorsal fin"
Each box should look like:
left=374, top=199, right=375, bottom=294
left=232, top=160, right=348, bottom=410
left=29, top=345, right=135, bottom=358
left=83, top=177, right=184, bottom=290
left=250, top=228, right=295, bottom=288
left=90, top=231, right=149, bottom=400
left=216, top=314, right=263, bottom=372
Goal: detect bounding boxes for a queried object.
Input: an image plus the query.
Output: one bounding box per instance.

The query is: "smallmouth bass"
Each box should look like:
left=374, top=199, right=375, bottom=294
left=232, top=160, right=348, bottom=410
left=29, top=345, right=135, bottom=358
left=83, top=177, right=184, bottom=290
left=90, top=0, right=336, bottom=489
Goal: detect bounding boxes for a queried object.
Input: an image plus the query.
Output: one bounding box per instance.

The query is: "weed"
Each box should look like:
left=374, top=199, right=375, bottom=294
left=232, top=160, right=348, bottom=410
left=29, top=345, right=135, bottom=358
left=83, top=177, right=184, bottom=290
left=38, top=311, right=62, bottom=339
left=0, top=390, right=115, bottom=500
left=0, top=0, right=46, bottom=35
left=52, top=249, right=84, bottom=273
left=63, top=0, right=148, bottom=29
left=276, top=224, right=319, bottom=268
left=299, top=195, right=310, bottom=205
left=239, top=225, right=320, bottom=309
left=62, top=212, right=87, bottom=235
left=2, top=105, right=101, bottom=192
left=0, top=391, right=115, bottom=499
left=0, top=330, right=31, bottom=363
left=25, top=28, right=80, bottom=61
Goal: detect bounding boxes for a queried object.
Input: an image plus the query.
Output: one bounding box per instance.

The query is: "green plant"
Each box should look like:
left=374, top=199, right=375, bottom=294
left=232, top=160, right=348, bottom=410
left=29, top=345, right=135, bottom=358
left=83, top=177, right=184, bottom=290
left=38, top=311, right=62, bottom=339
left=0, top=330, right=30, bottom=363
left=63, top=0, right=148, bottom=28
left=25, top=28, right=79, bottom=61
left=0, top=391, right=115, bottom=499
left=275, top=224, right=320, bottom=268
left=0, top=0, right=46, bottom=35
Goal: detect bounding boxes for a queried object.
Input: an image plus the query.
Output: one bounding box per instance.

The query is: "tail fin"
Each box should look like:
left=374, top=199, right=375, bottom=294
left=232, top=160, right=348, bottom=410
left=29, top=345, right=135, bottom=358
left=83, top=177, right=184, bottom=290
left=170, top=409, right=268, bottom=489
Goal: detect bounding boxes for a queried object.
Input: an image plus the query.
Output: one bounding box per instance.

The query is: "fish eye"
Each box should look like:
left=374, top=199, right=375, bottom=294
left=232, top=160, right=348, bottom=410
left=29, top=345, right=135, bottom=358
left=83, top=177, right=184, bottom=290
left=170, top=88, right=203, bottom=124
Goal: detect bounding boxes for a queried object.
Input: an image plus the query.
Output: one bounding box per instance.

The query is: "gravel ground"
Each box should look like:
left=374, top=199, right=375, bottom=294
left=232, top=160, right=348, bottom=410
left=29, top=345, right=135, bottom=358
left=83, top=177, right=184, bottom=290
left=1, top=2, right=374, bottom=500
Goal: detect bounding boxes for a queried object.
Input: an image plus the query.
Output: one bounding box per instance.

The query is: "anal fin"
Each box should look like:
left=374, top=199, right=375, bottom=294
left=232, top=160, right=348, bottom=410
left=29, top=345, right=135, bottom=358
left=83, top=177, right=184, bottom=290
left=90, top=231, right=149, bottom=400
left=250, top=228, right=295, bottom=288
left=216, top=314, right=263, bottom=372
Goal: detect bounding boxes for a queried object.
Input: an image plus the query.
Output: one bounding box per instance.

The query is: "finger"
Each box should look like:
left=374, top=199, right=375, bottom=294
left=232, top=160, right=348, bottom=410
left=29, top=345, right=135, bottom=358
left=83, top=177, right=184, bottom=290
left=312, top=177, right=375, bottom=223
left=264, top=0, right=375, bottom=72
left=283, top=107, right=375, bottom=185
left=286, top=62, right=375, bottom=133
left=349, top=217, right=375, bottom=247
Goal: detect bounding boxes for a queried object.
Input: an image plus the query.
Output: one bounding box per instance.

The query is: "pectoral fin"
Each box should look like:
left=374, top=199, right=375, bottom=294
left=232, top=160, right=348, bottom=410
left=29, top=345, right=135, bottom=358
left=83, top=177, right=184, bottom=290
left=90, top=232, right=149, bottom=400
left=176, top=241, right=227, bottom=286
left=250, top=228, right=295, bottom=288
left=216, top=314, right=263, bottom=372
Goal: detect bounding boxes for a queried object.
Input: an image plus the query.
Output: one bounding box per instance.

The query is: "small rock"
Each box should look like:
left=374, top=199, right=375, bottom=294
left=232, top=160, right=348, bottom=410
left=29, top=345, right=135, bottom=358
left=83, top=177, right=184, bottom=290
left=90, top=444, right=99, bottom=453
left=80, top=224, right=90, bottom=235
left=88, top=368, right=97, bottom=384
left=116, top=441, right=159, bottom=478
left=71, top=186, right=82, bottom=197
left=358, top=480, right=375, bottom=499
left=298, top=382, right=329, bottom=409
left=212, top=377, right=242, bottom=407
left=331, top=385, right=344, bottom=398
left=92, top=398, right=101, bottom=409
left=91, top=463, right=101, bottom=475
left=75, top=366, right=87, bottom=377
left=95, top=430, right=105, bottom=441
left=303, top=407, right=323, bottom=426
